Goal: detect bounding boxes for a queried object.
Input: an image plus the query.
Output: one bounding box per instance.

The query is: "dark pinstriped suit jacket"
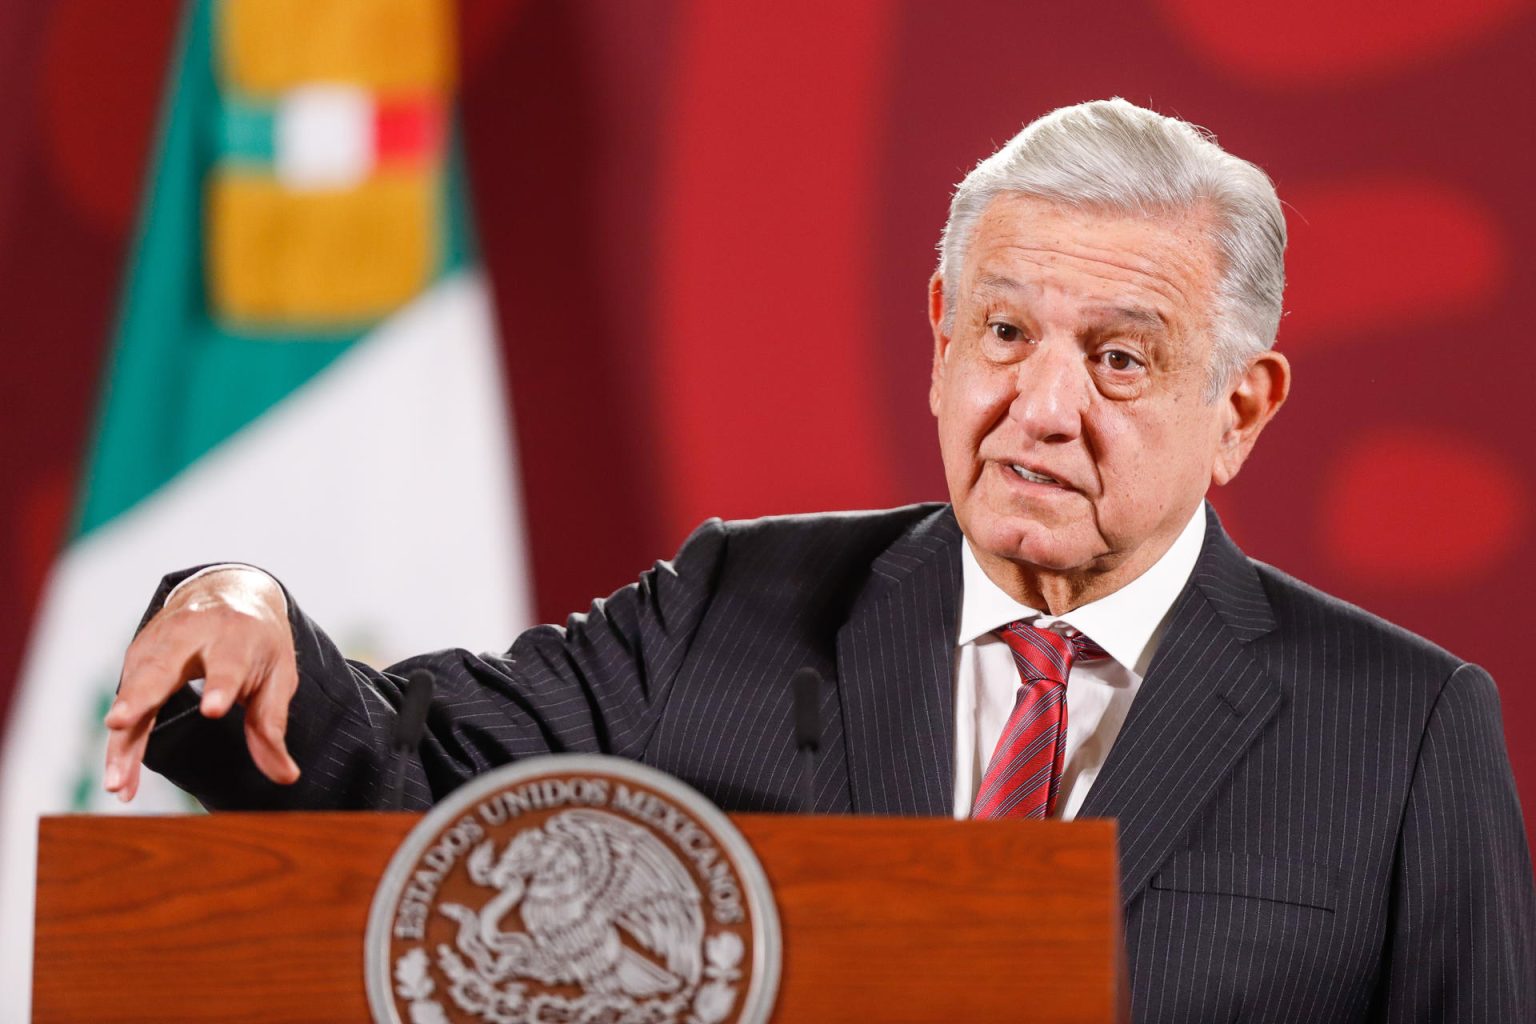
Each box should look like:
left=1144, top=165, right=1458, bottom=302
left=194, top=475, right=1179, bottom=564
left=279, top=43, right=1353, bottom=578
left=145, top=502, right=1536, bottom=1022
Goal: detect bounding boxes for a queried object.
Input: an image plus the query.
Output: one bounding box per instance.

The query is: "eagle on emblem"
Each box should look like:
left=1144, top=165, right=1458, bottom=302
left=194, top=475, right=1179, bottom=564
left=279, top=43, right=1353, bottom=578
left=440, top=809, right=706, bottom=1000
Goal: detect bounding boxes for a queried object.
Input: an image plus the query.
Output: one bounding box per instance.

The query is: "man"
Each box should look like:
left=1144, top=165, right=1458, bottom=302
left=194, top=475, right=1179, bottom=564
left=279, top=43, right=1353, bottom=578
left=105, top=99, right=1534, bottom=1021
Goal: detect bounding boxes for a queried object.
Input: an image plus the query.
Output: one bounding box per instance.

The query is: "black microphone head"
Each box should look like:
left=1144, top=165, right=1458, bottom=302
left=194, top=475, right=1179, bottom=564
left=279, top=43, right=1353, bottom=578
left=790, top=667, right=824, bottom=751
left=394, top=669, right=435, bottom=750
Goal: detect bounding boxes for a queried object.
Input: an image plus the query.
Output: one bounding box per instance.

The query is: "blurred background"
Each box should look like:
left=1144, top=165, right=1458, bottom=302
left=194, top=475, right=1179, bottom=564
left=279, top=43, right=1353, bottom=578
left=2, top=0, right=1534, bottom=1012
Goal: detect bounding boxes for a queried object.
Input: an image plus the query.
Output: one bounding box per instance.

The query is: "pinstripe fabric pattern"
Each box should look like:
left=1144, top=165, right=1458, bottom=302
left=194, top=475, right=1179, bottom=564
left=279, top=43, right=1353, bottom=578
left=142, top=502, right=1535, bottom=1021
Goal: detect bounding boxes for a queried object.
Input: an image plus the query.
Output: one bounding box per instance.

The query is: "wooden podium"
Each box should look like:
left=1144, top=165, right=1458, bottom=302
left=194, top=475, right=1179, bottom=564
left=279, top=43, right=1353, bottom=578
left=34, top=813, right=1124, bottom=1023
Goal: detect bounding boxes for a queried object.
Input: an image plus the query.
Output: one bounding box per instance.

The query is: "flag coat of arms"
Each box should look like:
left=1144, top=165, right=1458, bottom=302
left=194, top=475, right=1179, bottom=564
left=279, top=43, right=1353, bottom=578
left=0, top=2, right=531, bottom=1014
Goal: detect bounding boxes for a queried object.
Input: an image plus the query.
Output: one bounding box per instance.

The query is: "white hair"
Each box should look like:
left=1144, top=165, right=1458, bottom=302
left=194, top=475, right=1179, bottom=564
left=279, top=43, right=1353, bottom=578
left=937, top=98, right=1286, bottom=399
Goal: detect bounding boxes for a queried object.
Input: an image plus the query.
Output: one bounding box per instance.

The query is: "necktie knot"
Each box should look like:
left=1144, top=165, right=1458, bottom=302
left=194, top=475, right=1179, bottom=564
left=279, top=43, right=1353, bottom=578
left=996, top=620, right=1108, bottom=684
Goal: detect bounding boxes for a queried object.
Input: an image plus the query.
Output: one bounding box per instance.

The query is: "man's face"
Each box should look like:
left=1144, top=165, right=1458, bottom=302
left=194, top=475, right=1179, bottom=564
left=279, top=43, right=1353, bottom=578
left=929, top=194, right=1239, bottom=601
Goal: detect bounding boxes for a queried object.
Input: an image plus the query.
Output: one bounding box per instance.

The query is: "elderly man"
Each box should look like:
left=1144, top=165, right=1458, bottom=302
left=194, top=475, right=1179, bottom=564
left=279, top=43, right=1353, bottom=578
left=106, top=99, right=1534, bottom=1021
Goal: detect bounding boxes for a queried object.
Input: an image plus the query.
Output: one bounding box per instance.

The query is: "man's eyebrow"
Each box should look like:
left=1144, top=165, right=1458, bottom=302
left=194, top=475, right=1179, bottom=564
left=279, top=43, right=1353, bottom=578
left=974, top=274, right=1038, bottom=297
left=1083, top=304, right=1168, bottom=333
left=971, top=279, right=1168, bottom=334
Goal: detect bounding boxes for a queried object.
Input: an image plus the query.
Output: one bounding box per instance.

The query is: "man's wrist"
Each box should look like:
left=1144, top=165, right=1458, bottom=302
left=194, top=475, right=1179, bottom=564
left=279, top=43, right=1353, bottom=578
left=165, top=564, right=289, bottom=616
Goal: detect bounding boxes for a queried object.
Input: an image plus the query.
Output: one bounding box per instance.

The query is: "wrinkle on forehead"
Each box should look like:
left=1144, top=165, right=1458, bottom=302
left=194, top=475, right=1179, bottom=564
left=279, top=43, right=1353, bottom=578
left=963, top=195, right=1220, bottom=338
left=971, top=241, right=1206, bottom=325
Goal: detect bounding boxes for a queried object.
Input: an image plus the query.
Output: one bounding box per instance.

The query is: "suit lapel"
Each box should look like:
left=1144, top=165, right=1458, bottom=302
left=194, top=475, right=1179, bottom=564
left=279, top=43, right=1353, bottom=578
left=1078, top=509, right=1283, bottom=905
left=835, top=507, right=962, bottom=816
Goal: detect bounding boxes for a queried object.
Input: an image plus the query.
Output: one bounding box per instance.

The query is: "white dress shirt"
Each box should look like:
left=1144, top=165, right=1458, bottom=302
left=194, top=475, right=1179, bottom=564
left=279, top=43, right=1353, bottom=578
left=951, top=504, right=1207, bottom=820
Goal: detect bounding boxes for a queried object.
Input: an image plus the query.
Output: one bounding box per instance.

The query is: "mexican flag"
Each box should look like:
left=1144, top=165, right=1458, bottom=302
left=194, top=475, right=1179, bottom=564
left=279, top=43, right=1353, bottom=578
left=0, top=0, right=531, bottom=1014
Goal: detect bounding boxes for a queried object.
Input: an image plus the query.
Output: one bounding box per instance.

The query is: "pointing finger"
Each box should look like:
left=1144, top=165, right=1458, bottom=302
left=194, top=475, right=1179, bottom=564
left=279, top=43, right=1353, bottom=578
left=103, top=695, right=155, bottom=802
left=105, top=631, right=201, bottom=800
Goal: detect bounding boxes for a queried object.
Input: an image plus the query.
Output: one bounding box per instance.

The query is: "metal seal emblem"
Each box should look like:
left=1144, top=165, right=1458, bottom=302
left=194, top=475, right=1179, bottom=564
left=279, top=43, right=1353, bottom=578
left=366, top=755, right=781, bottom=1024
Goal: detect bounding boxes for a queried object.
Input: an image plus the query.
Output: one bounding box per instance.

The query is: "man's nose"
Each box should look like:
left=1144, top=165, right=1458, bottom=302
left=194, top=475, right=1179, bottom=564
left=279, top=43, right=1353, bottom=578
left=1009, top=342, right=1086, bottom=442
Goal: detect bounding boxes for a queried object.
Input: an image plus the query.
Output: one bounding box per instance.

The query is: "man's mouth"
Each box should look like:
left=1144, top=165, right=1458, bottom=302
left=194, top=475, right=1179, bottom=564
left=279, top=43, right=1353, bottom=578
left=1009, top=464, right=1063, bottom=486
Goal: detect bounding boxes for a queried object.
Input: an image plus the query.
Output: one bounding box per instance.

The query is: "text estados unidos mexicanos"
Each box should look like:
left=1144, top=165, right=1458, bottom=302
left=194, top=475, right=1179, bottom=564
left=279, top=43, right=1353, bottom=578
left=393, top=776, right=745, bottom=939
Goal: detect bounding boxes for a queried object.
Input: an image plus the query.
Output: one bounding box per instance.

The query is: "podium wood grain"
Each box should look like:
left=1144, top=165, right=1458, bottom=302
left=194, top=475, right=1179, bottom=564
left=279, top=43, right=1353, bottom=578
left=34, top=813, right=1120, bottom=1023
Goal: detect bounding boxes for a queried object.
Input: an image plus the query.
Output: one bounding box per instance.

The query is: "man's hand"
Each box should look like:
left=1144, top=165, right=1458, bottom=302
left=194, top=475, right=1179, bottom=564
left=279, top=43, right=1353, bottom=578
left=103, top=567, right=301, bottom=801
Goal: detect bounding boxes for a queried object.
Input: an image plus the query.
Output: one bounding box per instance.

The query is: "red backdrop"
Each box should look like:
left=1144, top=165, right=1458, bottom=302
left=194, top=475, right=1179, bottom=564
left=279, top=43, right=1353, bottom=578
left=2, top=0, right=1533, bottom=838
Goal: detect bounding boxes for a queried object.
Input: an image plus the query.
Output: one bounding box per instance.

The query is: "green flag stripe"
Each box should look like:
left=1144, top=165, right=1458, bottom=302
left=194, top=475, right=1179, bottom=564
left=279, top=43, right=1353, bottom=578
left=216, top=97, right=275, bottom=165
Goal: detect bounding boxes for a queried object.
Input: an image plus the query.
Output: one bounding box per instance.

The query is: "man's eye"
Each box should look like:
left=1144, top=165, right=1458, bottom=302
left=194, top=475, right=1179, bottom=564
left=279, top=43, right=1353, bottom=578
left=989, top=322, right=1021, bottom=342
left=1101, top=350, right=1141, bottom=371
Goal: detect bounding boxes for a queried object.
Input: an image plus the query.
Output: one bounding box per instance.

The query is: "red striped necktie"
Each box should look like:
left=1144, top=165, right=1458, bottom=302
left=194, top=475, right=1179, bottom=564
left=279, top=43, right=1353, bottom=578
left=972, top=621, right=1109, bottom=820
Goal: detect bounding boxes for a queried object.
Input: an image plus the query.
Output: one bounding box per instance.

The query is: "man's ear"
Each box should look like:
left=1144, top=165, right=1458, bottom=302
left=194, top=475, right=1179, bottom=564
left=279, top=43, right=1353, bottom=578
left=1212, top=349, right=1290, bottom=486
left=929, top=273, right=950, bottom=416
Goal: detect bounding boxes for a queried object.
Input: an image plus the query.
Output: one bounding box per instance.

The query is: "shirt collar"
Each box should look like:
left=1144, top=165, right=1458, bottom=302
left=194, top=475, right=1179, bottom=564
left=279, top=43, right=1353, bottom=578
left=956, top=503, right=1207, bottom=677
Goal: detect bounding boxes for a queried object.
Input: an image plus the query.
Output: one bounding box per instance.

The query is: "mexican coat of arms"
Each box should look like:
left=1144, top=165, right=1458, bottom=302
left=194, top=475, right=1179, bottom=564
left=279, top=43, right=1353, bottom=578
left=366, top=755, right=780, bottom=1024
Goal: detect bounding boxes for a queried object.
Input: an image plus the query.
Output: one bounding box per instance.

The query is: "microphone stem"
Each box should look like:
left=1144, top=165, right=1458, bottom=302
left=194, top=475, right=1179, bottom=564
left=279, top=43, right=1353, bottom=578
left=798, top=743, right=817, bottom=814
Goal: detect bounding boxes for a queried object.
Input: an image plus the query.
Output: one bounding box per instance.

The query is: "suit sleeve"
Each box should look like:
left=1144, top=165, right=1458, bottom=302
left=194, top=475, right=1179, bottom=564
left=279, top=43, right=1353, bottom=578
left=1375, top=662, right=1536, bottom=1022
left=141, top=518, right=730, bottom=810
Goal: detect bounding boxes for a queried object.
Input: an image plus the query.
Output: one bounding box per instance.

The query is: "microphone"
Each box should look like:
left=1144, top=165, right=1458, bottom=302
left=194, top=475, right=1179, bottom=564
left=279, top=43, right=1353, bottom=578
left=386, top=669, right=434, bottom=811
left=790, top=667, right=824, bottom=814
